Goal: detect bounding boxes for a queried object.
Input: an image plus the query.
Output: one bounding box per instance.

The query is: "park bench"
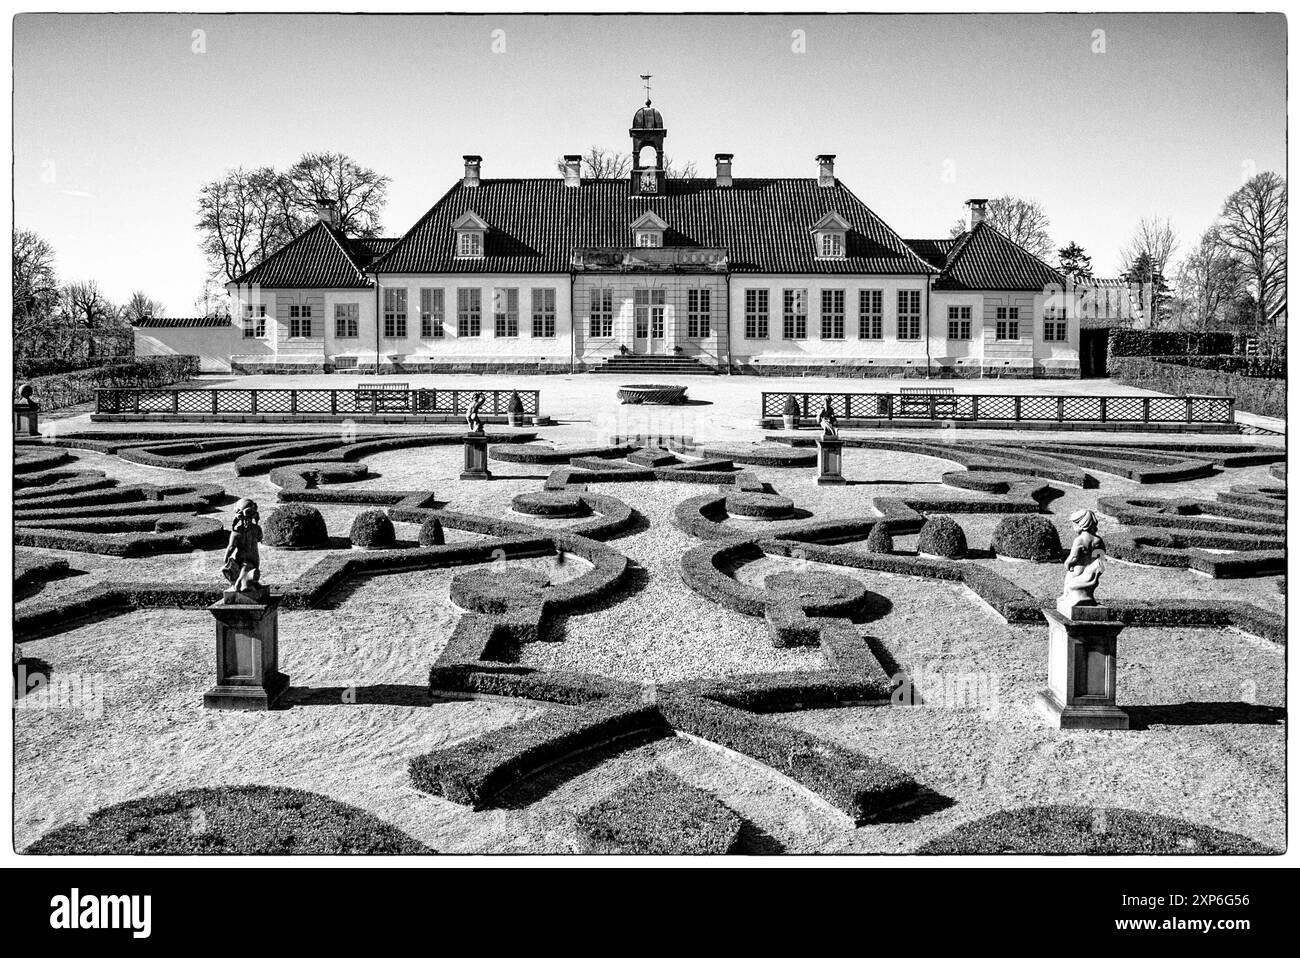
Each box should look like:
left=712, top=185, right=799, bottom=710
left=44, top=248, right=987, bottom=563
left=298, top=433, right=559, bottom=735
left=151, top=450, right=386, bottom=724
left=898, top=386, right=958, bottom=417
left=354, top=381, right=411, bottom=412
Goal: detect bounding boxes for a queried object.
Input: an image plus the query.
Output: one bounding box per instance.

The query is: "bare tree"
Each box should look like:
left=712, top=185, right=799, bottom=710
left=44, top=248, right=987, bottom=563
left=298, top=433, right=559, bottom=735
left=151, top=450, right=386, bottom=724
left=58, top=280, right=122, bottom=360
left=122, top=290, right=166, bottom=323
left=985, top=195, right=1053, bottom=259
left=13, top=228, right=59, bottom=343
left=284, top=152, right=390, bottom=237
left=1218, top=171, right=1286, bottom=326
left=193, top=278, right=232, bottom=318
left=1121, top=216, right=1179, bottom=278
left=665, top=157, right=699, bottom=179
left=196, top=166, right=297, bottom=284
left=1174, top=228, right=1247, bottom=330
left=555, top=146, right=697, bottom=180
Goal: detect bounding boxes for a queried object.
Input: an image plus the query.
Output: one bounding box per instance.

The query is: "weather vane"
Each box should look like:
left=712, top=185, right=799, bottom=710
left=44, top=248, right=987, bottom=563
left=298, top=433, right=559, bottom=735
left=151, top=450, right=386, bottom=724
left=640, top=73, right=652, bottom=102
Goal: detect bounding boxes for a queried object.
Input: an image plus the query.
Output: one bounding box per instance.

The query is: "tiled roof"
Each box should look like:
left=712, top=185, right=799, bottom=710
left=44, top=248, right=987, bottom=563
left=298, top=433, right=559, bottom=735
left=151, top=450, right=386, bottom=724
left=372, top=178, right=939, bottom=275
left=926, top=223, right=1068, bottom=292
left=903, top=238, right=957, bottom=271
left=132, top=316, right=234, bottom=329
left=230, top=222, right=373, bottom=288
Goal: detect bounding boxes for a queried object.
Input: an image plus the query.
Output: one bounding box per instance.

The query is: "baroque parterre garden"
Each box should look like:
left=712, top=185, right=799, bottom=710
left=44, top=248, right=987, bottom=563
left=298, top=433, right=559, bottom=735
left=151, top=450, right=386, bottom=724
left=11, top=398, right=1287, bottom=855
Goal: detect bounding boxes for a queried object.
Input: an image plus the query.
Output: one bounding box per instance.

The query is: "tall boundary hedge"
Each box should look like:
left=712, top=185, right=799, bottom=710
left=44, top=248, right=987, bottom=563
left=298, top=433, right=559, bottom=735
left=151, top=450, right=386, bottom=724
left=1109, top=357, right=1285, bottom=420
left=21, top=356, right=201, bottom=410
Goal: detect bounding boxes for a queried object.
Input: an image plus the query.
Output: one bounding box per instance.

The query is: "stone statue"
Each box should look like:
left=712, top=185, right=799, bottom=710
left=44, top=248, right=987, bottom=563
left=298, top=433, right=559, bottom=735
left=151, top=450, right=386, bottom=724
left=1059, top=508, right=1105, bottom=613
left=465, top=392, right=486, bottom=434
left=817, top=398, right=839, bottom=439
left=222, top=498, right=264, bottom=597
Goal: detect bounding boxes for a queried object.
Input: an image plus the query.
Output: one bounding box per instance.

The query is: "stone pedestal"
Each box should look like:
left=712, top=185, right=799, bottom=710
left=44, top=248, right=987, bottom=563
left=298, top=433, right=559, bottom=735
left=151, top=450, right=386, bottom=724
left=204, top=588, right=288, bottom=710
left=1035, top=606, right=1128, bottom=730
left=461, top=431, right=492, bottom=480
left=816, top=438, right=845, bottom=485
left=14, top=401, right=39, bottom=436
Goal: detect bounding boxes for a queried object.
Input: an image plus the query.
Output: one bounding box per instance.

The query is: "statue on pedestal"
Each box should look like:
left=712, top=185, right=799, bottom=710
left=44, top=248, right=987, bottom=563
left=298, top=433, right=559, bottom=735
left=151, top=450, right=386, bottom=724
left=221, top=498, right=264, bottom=599
left=817, top=398, right=839, bottom=439
left=1059, top=508, right=1105, bottom=614
left=465, top=392, right=487, bottom=434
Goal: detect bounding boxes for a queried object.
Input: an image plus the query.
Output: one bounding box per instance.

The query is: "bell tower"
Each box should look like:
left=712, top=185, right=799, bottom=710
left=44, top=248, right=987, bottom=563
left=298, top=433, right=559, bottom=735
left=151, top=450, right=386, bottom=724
left=629, top=76, right=666, bottom=196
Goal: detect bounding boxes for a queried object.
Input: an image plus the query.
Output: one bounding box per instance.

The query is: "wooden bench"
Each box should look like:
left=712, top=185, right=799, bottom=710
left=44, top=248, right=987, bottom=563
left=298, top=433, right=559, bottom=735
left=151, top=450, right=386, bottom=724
left=354, top=382, right=410, bottom=412
left=898, top=386, right=957, bottom=417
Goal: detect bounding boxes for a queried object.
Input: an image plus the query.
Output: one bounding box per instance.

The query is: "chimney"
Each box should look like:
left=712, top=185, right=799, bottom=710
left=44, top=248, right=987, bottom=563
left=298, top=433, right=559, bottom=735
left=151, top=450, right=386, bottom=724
left=463, top=155, right=483, bottom=188
left=816, top=154, right=836, bottom=188
left=563, top=154, right=582, bottom=188
left=966, top=198, right=988, bottom=227
left=314, top=196, right=338, bottom=227
left=714, top=153, right=734, bottom=188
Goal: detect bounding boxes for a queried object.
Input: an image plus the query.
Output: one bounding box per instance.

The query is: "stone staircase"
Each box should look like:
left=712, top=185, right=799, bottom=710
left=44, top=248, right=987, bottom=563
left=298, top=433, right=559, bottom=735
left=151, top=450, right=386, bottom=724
left=592, top=354, right=718, bottom=375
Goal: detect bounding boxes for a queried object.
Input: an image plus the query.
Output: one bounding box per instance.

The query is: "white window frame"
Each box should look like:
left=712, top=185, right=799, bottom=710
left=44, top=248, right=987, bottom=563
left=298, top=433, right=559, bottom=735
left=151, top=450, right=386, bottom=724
left=995, top=306, right=1021, bottom=341
left=589, top=289, right=614, bottom=338
left=532, top=288, right=557, bottom=338
left=457, top=288, right=482, bottom=337
left=820, top=289, right=845, bottom=339
left=243, top=303, right=266, bottom=338
left=493, top=288, right=519, bottom=338
left=420, top=288, right=445, bottom=338
left=858, top=290, right=882, bottom=339
left=687, top=288, right=711, bottom=338
left=947, top=305, right=972, bottom=341
left=383, top=288, right=407, bottom=339
left=782, top=289, right=808, bottom=340
left=334, top=302, right=359, bottom=338
left=897, top=290, right=922, bottom=340
left=456, top=231, right=484, bottom=258
left=744, top=288, right=769, bottom=339
left=288, top=303, right=313, bottom=339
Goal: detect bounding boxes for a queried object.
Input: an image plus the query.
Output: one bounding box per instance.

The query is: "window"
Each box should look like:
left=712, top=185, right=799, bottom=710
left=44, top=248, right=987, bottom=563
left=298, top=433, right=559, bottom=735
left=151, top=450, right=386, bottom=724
left=947, top=305, right=972, bottom=341
left=995, top=306, right=1020, bottom=341
left=242, top=303, right=266, bottom=338
left=687, top=289, right=711, bottom=338
left=858, top=290, right=882, bottom=339
left=819, top=233, right=844, bottom=258
left=457, top=232, right=483, bottom=258
left=782, top=289, right=808, bottom=340
left=820, top=289, right=846, bottom=339
left=635, top=231, right=662, bottom=248
left=633, top=288, right=666, bottom=339
left=288, top=303, right=313, bottom=338
left=744, top=289, right=769, bottom=339
left=590, top=289, right=614, bottom=338
left=897, top=290, right=922, bottom=340
left=493, top=288, right=519, bottom=337
left=420, top=288, right=444, bottom=338
left=1043, top=306, right=1068, bottom=342
left=334, top=303, right=359, bottom=338
left=457, top=288, right=482, bottom=337
left=382, top=289, right=407, bottom=338
left=532, top=288, right=556, bottom=338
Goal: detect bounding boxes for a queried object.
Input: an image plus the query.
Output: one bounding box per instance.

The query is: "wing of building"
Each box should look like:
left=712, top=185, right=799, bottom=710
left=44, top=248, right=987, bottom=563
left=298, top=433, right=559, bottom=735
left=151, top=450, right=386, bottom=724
left=145, top=97, right=1092, bottom=377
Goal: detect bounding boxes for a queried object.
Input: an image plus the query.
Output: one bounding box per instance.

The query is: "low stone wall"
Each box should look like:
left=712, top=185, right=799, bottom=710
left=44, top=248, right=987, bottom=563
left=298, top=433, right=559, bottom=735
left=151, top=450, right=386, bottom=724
left=1110, top=357, right=1285, bottom=419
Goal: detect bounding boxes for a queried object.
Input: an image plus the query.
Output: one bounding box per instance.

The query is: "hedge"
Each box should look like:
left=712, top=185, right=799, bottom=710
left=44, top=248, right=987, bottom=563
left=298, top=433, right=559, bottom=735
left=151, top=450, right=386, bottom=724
left=24, top=356, right=201, bottom=411
left=25, top=785, right=430, bottom=855
left=418, top=517, right=445, bottom=546
left=990, top=514, right=1061, bottom=562
left=917, top=805, right=1273, bottom=855
left=1108, top=329, right=1238, bottom=358
left=575, top=771, right=742, bottom=854
left=1109, top=357, right=1285, bottom=419
left=350, top=510, right=396, bottom=549
left=263, top=504, right=330, bottom=549
left=917, top=516, right=968, bottom=559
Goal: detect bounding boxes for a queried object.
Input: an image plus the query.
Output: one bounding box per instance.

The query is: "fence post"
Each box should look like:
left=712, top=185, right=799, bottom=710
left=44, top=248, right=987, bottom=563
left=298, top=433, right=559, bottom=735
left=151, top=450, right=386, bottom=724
left=928, top=395, right=936, bottom=420
left=1057, top=396, right=1065, bottom=422
left=1186, top=398, right=1193, bottom=424
left=290, top=390, right=297, bottom=416
left=1099, top=397, right=1107, bottom=423
left=330, top=390, right=338, bottom=416
left=211, top=390, right=219, bottom=415
left=1142, top=397, right=1151, bottom=422
left=172, top=390, right=179, bottom=415
left=250, top=390, right=258, bottom=415
left=971, top=395, right=980, bottom=420
left=1014, top=396, right=1022, bottom=421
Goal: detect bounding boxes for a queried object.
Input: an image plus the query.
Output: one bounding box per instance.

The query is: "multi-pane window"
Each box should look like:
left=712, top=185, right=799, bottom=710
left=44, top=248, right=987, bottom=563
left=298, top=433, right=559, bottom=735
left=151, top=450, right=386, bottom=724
left=744, top=289, right=769, bottom=339
left=493, top=288, right=519, bottom=337
left=858, top=290, right=882, bottom=339
left=995, top=306, right=1021, bottom=340
left=820, top=289, right=846, bottom=339
left=457, top=232, right=482, bottom=257
left=897, top=290, right=922, bottom=340
left=334, top=303, right=359, bottom=338
left=635, top=231, right=662, bottom=248
left=532, top=288, right=556, bottom=338
left=687, top=289, right=711, bottom=338
left=589, top=289, right=614, bottom=338
left=782, top=289, right=808, bottom=339
left=288, top=303, right=313, bottom=338
left=420, top=288, right=445, bottom=338
left=382, top=289, right=407, bottom=338
left=457, top=288, right=482, bottom=337
left=1043, top=306, right=1068, bottom=342
left=633, top=288, right=666, bottom=338
left=947, top=306, right=972, bottom=340
left=819, top=233, right=844, bottom=258
left=243, top=303, right=266, bottom=338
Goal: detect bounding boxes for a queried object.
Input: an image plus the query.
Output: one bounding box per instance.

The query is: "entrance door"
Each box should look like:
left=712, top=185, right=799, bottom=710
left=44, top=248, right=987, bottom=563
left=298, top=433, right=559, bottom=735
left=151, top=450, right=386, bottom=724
left=633, top=289, right=667, bottom=354
left=1079, top=328, right=1109, bottom=378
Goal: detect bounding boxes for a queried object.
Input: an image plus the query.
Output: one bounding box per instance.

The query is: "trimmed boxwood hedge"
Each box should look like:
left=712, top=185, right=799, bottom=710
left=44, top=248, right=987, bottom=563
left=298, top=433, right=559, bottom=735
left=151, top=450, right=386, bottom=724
left=575, top=771, right=742, bottom=854
left=263, top=504, right=329, bottom=549
left=25, top=785, right=430, bottom=855
left=350, top=509, right=396, bottom=549
left=864, top=523, right=894, bottom=553
left=990, top=514, right=1061, bottom=562
left=418, top=517, right=445, bottom=546
left=917, top=516, right=968, bottom=559
left=917, top=805, right=1273, bottom=855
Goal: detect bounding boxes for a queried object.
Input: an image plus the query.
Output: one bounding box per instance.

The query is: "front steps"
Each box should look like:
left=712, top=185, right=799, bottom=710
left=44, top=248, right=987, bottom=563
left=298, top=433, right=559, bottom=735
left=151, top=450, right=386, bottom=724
left=593, top=354, right=718, bottom=375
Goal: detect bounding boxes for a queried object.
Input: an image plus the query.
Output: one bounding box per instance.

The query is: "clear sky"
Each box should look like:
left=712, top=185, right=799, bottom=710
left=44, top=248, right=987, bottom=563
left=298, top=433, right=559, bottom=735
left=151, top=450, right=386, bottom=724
left=14, top=12, right=1286, bottom=315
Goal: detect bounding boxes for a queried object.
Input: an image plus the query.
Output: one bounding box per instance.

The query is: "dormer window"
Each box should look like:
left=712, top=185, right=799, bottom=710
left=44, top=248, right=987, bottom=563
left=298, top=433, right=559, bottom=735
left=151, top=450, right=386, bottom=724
left=453, top=211, right=488, bottom=259
left=811, top=211, right=850, bottom=260
left=630, top=210, right=668, bottom=249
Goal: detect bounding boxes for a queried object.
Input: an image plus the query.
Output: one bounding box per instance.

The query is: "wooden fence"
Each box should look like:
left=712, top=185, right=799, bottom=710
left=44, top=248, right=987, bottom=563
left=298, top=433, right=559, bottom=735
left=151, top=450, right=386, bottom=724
left=95, top=387, right=540, bottom=420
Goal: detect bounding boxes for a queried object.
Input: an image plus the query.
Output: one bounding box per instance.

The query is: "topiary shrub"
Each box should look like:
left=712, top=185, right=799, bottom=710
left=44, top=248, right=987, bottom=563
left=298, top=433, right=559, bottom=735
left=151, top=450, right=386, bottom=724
left=917, top=516, right=968, bottom=559
left=418, top=517, right=445, bottom=546
left=350, top=509, right=396, bottom=549
left=263, top=503, right=329, bottom=549
left=864, top=523, right=893, bottom=553
left=991, top=514, right=1061, bottom=562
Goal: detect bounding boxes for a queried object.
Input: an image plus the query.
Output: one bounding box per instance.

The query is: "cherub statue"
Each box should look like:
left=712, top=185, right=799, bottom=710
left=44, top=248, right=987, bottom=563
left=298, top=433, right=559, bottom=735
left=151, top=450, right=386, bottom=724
left=1059, top=508, right=1105, bottom=612
left=222, top=498, right=264, bottom=596
left=465, top=392, right=486, bottom=434
left=817, top=397, right=839, bottom=439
